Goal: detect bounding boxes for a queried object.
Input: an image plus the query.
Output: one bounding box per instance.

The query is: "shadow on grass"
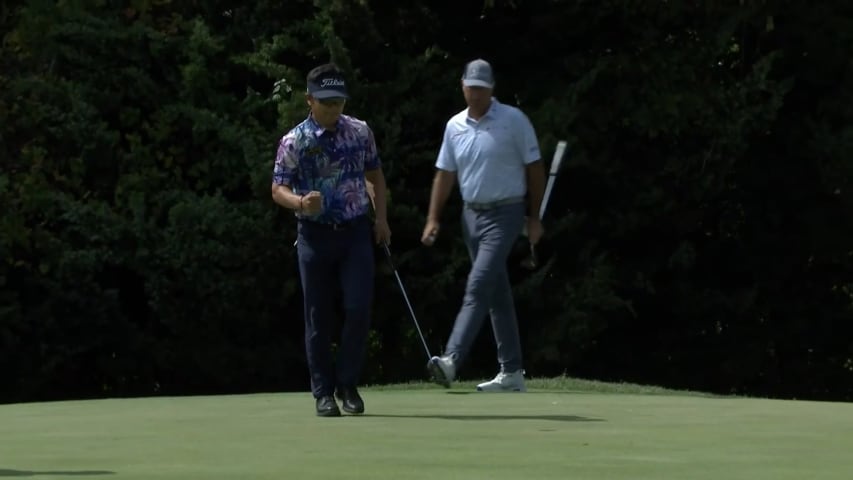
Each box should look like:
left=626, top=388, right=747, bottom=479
left=363, top=414, right=603, bottom=422
left=444, top=390, right=604, bottom=396
left=444, top=390, right=723, bottom=398
left=0, top=470, right=115, bottom=477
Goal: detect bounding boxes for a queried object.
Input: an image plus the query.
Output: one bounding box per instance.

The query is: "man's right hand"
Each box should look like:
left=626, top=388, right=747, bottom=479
left=301, top=191, right=323, bottom=215
left=421, top=219, right=440, bottom=246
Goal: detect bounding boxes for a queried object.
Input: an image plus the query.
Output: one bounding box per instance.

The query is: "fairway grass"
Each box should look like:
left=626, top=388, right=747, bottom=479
left=2, top=379, right=851, bottom=479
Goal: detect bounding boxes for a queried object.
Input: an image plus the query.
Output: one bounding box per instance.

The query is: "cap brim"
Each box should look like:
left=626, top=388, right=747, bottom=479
left=462, top=79, right=494, bottom=88
left=311, top=89, right=349, bottom=99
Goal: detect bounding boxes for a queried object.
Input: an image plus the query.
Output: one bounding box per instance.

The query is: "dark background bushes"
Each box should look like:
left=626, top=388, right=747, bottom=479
left=2, top=1, right=851, bottom=402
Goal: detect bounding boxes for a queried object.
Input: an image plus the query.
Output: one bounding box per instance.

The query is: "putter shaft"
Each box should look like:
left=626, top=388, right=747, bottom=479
left=382, top=242, right=433, bottom=361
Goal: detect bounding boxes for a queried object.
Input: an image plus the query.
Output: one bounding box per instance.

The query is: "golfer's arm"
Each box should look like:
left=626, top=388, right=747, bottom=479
left=271, top=183, right=302, bottom=211
left=427, top=169, right=456, bottom=222
left=525, top=160, right=546, bottom=219
left=365, top=168, right=388, bottom=222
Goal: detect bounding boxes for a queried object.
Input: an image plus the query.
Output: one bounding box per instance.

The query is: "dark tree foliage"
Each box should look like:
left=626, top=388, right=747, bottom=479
left=2, top=0, right=851, bottom=402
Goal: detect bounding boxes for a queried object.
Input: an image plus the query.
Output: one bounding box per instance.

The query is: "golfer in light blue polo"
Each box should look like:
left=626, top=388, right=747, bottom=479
left=421, top=58, right=546, bottom=392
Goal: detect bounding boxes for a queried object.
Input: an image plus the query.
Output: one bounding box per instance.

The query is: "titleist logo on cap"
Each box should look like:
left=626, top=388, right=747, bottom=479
left=321, top=78, right=345, bottom=87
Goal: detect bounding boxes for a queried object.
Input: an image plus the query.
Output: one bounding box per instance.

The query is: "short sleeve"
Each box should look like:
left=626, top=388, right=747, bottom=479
left=272, top=135, right=298, bottom=186
left=364, top=124, right=381, bottom=171
left=515, top=112, right=541, bottom=164
left=435, top=124, right=458, bottom=172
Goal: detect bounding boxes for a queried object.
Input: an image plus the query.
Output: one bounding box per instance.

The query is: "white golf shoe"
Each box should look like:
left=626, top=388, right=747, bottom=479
left=476, top=369, right=527, bottom=392
left=427, top=355, right=456, bottom=388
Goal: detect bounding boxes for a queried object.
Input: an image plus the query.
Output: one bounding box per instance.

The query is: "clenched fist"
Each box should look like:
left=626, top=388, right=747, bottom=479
left=300, top=191, right=323, bottom=215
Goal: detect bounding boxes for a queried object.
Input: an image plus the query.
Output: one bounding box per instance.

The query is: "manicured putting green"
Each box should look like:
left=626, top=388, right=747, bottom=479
left=2, top=380, right=851, bottom=479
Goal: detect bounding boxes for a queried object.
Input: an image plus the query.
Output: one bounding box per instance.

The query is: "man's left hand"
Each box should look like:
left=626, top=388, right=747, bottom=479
left=526, top=217, right=544, bottom=245
left=374, top=218, right=392, bottom=245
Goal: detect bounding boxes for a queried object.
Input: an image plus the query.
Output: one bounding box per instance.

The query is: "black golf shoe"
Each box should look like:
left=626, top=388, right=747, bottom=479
left=335, top=386, right=365, bottom=414
left=315, top=395, right=341, bottom=417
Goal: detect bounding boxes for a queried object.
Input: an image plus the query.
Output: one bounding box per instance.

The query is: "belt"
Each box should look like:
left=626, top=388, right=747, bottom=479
left=299, top=215, right=367, bottom=231
left=464, top=196, right=525, bottom=211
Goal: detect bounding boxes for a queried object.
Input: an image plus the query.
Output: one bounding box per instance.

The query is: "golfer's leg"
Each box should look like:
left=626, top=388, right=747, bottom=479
left=337, top=220, right=375, bottom=387
left=446, top=207, right=517, bottom=365
left=298, top=228, right=338, bottom=398
left=487, top=203, right=526, bottom=372
left=444, top=208, right=481, bottom=363
left=488, top=270, right=523, bottom=372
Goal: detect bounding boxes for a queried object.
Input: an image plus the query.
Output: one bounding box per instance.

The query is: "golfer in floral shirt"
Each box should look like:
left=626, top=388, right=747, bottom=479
left=272, top=63, right=391, bottom=417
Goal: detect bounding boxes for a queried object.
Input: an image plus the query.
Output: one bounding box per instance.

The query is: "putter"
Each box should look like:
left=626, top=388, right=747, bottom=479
left=521, top=140, right=568, bottom=270
left=365, top=187, right=433, bottom=361
left=380, top=241, right=433, bottom=361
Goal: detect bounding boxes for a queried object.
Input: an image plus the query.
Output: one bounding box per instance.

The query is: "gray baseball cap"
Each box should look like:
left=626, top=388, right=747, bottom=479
left=461, top=58, right=495, bottom=88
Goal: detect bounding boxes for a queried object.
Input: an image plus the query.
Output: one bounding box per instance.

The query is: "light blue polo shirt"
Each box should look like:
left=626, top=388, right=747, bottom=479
left=436, top=98, right=541, bottom=203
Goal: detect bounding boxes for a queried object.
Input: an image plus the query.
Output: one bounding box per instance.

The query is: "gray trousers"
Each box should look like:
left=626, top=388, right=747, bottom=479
left=445, top=202, right=526, bottom=372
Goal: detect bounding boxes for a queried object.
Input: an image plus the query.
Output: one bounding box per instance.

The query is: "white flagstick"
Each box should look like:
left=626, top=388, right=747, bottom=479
left=522, top=140, right=567, bottom=269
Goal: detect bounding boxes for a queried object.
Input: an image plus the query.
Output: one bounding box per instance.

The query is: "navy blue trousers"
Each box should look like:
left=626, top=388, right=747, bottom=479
left=296, top=216, right=374, bottom=398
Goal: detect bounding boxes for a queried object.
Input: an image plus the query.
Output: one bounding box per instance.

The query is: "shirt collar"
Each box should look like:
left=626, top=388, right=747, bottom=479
left=467, top=97, right=500, bottom=123
left=487, top=97, right=500, bottom=112
left=307, top=114, right=343, bottom=137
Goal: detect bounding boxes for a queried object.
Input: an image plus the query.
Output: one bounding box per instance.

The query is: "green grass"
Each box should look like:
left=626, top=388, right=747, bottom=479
left=372, top=375, right=718, bottom=396
left=2, top=377, right=851, bottom=479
